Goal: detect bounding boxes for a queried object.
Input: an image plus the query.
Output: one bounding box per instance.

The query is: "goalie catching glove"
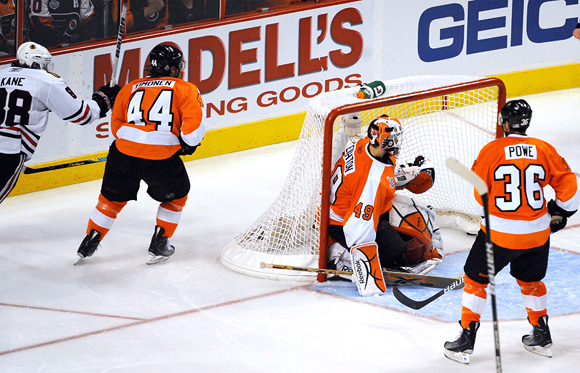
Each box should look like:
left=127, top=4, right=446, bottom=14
left=395, top=155, right=435, bottom=194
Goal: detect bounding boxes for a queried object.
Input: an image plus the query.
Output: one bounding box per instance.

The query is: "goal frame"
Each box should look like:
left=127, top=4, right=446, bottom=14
left=317, top=77, right=506, bottom=281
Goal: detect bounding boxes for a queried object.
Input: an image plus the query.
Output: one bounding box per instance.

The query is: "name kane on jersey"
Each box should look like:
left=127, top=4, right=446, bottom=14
left=0, top=76, right=24, bottom=86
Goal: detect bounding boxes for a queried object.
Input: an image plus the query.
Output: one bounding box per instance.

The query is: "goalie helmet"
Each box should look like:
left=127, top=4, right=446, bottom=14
left=149, top=44, right=184, bottom=77
left=367, top=115, right=403, bottom=157
left=499, top=99, right=532, bottom=132
left=16, top=42, right=53, bottom=72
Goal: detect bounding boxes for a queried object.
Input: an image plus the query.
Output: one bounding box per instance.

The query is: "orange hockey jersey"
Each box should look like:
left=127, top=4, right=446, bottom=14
left=472, top=134, right=579, bottom=249
left=110, top=76, right=206, bottom=160
left=330, top=138, right=397, bottom=248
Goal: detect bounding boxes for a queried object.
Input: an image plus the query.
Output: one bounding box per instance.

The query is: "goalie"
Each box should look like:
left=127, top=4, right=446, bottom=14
left=327, top=114, right=442, bottom=296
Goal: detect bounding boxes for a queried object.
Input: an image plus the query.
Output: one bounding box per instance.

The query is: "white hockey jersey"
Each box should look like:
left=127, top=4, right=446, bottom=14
left=0, top=66, right=102, bottom=160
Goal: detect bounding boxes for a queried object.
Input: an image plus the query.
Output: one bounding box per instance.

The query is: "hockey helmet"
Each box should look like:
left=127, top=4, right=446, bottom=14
left=499, top=99, right=532, bottom=131
left=367, top=115, right=403, bottom=157
left=16, top=42, right=53, bottom=72
left=149, top=44, right=184, bottom=77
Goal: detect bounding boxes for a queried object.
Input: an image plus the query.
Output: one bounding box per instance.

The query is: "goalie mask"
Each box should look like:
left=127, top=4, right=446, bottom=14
left=367, top=115, right=403, bottom=157
left=16, top=42, right=53, bottom=72
left=499, top=99, right=532, bottom=132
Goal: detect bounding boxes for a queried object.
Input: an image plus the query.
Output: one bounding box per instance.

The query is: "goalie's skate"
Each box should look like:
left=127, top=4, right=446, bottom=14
left=444, top=321, right=479, bottom=364
left=146, top=226, right=175, bottom=265
left=522, top=315, right=553, bottom=358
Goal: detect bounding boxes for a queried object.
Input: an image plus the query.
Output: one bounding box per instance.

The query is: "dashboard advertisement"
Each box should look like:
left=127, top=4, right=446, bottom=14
left=26, top=0, right=580, bottom=164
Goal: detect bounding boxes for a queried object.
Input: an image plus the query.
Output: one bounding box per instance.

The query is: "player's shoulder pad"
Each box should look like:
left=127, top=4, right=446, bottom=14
left=48, top=71, right=61, bottom=78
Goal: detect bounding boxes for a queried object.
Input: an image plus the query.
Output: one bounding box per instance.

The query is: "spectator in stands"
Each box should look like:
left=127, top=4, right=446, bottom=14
left=113, top=0, right=168, bottom=33
left=28, top=0, right=98, bottom=47
left=574, top=22, right=580, bottom=40
left=168, top=0, right=212, bottom=26
left=226, top=0, right=302, bottom=16
left=0, top=0, right=16, bottom=55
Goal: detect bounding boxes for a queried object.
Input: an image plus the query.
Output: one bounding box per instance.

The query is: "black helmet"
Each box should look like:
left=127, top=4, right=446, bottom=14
left=499, top=99, right=532, bottom=132
left=149, top=44, right=184, bottom=77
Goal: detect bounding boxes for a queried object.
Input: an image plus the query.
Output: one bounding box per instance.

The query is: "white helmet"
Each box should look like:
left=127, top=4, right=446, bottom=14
left=16, top=42, right=54, bottom=72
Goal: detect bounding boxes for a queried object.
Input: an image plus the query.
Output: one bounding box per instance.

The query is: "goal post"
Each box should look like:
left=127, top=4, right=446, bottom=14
left=221, top=75, right=506, bottom=282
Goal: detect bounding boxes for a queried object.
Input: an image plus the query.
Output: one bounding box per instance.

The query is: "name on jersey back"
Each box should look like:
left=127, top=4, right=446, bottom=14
left=132, top=80, right=176, bottom=91
left=0, top=76, right=25, bottom=87
left=505, top=144, right=537, bottom=160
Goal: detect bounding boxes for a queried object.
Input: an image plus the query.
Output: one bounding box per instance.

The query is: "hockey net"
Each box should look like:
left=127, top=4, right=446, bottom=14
left=221, top=75, right=506, bottom=281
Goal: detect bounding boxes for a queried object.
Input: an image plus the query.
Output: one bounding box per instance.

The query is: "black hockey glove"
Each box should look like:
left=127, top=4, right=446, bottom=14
left=178, top=136, right=199, bottom=156
left=547, top=199, right=575, bottom=233
left=92, top=84, right=121, bottom=118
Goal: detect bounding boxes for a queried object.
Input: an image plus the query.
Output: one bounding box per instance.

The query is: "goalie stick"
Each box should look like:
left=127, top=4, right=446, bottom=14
left=392, top=276, right=464, bottom=309
left=260, top=262, right=460, bottom=289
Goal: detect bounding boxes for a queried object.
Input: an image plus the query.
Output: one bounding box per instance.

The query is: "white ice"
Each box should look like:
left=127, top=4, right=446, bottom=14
left=1, top=89, right=580, bottom=372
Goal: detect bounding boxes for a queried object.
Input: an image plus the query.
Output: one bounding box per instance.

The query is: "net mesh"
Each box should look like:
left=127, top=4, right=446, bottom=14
left=221, top=75, right=503, bottom=280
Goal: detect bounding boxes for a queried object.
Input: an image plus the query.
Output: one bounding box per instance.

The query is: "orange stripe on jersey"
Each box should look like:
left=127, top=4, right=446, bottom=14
left=472, top=134, right=579, bottom=249
left=111, top=77, right=205, bottom=160
left=70, top=105, right=91, bottom=124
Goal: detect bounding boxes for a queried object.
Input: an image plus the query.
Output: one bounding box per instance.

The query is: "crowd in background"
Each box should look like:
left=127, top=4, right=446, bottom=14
left=0, top=0, right=315, bottom=56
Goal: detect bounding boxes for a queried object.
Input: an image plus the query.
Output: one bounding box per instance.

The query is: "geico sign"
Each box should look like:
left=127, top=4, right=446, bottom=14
left=418, top=0, right=577, bottom=62
left=94, top=8, right=364, bottom=93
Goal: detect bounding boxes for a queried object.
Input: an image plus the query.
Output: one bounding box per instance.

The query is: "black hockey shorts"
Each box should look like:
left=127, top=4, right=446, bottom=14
left=464, top=230, right=550, bottom=284
left=0, top=152, right=26, bottom=204
left=100, top=141, right=191, bottom=203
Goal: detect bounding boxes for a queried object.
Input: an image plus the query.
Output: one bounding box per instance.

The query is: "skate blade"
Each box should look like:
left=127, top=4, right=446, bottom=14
left=444, top=349, right=471, bottom=364
left=73, top=255, right=85, bottom=266
left=146, top=254, right=171, bottom=265
left=524, top=344, right=553, bottom=358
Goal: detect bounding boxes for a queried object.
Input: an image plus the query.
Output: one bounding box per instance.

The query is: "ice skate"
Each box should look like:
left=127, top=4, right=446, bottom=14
left=75, top=229, right=101, bottom=265
left=146, top=225, right=175, bottom=265
left=444, top=321, right=480, bottom=364
left=522, top=315, right=553, bottom=358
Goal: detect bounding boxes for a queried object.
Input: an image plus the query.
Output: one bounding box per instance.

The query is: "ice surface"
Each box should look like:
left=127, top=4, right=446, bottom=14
left=1, top=89, right=580, bottom=372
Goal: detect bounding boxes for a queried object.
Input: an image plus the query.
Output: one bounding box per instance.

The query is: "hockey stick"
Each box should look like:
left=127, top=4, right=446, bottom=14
left=110, top=1, right=127, bottom=87
left=392, top=276, right=464, bottom=309
left=22, top=157, right=108, bottom=174
left=260, top=262, right=461, bottom=289
left=446, top=157, right=502, bottom=373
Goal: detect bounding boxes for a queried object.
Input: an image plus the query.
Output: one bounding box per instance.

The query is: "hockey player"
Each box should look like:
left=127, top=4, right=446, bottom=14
left=113, top=0, right=169, bottom=34
left=574, top=22, right=580, bottom=40
left=444, top=99, right=580, bottom=363
left=327, top=114, right=440, bottom=296
left=77, top=44, right=205, bottom=265
left=0, top=41, right=120, bottom=204
left=28, top=0, right=98, bottom=47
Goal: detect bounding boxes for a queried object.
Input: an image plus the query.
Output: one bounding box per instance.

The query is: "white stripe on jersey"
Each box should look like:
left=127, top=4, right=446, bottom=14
left=116, top=126, right=181, bottom=146
left=482, top=213, right=551, bottom=234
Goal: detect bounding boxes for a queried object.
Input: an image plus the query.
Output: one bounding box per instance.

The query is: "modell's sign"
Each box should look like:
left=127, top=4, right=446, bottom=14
left=89, top=5, right=373, bottom=129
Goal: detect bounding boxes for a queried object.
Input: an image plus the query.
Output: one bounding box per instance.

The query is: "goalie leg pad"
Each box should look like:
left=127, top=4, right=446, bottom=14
left=350, top=242, right=386, bottom=296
